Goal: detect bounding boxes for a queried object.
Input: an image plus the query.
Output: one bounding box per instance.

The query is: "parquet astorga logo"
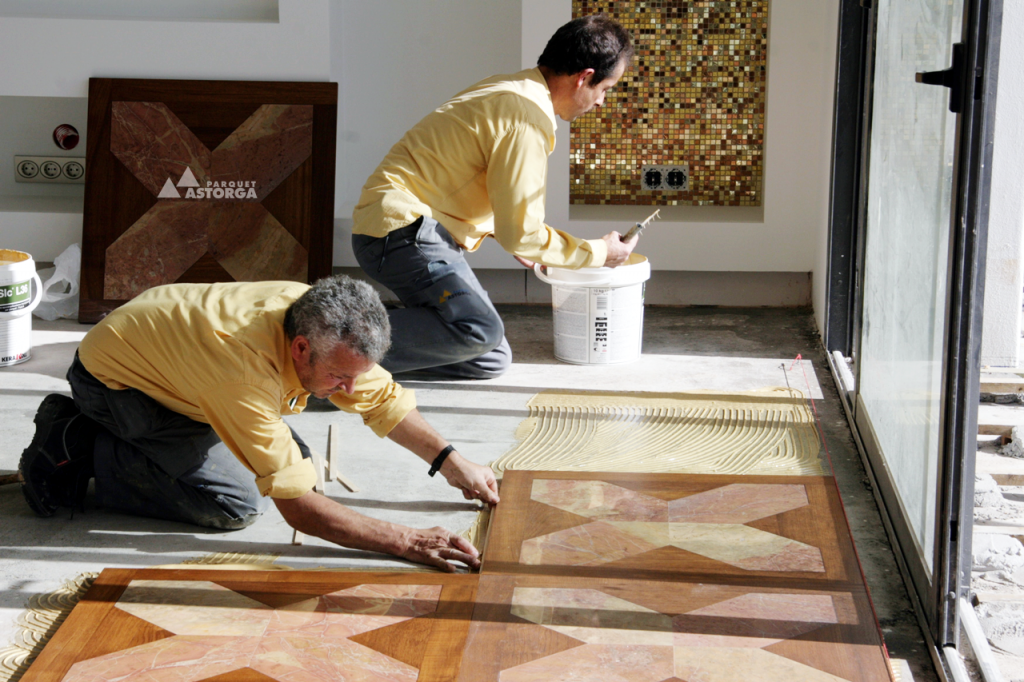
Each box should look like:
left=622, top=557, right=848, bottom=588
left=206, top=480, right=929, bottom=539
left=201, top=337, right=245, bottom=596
left=157, top=167, right=259, bottom=200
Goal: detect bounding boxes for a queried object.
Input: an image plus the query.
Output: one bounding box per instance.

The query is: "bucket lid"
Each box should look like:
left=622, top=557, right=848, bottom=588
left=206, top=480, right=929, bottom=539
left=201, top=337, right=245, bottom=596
left=534, top=252, right=650, bottom=287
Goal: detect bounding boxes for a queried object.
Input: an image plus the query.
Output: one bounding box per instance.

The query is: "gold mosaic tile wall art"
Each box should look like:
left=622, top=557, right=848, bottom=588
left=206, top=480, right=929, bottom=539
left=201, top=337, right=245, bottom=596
left=571, top=0, right=768, bottom=206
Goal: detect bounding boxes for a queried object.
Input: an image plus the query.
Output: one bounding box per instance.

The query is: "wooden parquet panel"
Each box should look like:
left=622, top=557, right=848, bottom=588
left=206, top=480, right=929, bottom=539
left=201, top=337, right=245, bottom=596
left=20, top=569, right=476, bottom=682
left=459, top=574, right=893, bottom=682
left=482, top=471, right=865, bottom=587
left=19, top=472, right=892, bottom=682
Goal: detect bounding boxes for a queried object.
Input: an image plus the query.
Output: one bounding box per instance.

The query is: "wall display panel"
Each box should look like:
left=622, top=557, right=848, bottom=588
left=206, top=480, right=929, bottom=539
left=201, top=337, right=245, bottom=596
left=570, top=0, right=767, bottom=206
left=80, top=78, right=337, bottom=323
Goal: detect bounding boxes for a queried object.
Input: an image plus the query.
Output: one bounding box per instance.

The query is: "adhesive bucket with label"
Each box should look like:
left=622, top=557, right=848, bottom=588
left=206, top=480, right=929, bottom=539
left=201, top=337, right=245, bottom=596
left=0, top=249, right=43, bottom=366
left=533, top=253, right=650, bottom=365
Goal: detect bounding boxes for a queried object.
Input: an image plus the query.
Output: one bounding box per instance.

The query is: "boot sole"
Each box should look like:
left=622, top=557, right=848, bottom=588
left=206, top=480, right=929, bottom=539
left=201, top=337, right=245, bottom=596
left=19, top=394, right=79, bottom=517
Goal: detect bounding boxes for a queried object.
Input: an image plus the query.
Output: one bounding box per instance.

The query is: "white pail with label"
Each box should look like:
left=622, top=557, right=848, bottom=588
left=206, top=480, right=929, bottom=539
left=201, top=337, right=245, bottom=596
left=0, top=249, right=43, bottom=366
left=533, top=253, right=650, bottom=365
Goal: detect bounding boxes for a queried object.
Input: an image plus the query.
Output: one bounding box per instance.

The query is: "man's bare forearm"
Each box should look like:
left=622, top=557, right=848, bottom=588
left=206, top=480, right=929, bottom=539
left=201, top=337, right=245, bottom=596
left=274, top=491, right=407, bottom=555
left=386, top=408, right=448, bottom=463
left=273, top=491, right=480, bottom=572
left=386, top=408, right=500, bottom=505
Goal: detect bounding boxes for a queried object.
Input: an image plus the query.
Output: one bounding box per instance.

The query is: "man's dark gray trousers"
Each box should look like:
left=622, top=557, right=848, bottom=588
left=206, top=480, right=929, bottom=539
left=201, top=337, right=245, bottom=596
left=352, top=216, right=511, bottom=379
left=67, top=355, right=312, bottom=529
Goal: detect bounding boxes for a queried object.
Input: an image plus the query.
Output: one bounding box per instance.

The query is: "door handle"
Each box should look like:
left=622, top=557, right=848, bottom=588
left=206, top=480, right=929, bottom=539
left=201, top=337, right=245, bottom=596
left=916, top=42, right=966, bottom=114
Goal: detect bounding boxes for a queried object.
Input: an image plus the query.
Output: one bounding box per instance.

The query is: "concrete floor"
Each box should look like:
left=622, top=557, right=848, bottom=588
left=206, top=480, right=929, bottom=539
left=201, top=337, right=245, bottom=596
left=0, top=305, right=934, bottom=680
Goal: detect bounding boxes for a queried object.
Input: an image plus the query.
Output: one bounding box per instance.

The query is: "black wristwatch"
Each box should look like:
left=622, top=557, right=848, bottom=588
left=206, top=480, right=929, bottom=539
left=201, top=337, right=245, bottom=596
left=428, top=444, right=456, bottom=477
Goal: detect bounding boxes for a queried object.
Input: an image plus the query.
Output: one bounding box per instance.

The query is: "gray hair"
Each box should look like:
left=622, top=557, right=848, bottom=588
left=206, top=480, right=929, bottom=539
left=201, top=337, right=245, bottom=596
left=284, top=275, right=391, bottom=365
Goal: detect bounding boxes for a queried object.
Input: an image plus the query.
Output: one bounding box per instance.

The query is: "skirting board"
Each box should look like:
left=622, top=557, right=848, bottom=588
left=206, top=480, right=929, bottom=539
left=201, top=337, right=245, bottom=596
left=333, top=267, right=812, bottom=307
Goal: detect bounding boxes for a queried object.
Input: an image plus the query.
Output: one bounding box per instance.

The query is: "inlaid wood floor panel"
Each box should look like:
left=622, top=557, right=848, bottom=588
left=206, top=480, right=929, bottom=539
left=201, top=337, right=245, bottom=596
left=458, top=574, right=894, bottom=682
left=20, top=569, right=477, bottom=682
left=482, top=471, right=865, bottom=587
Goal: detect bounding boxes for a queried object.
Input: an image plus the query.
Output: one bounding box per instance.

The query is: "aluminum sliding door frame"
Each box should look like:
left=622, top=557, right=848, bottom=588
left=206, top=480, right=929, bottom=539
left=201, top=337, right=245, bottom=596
left=937, top=0, right=1000, bottom=646
left=824, top=0, right=871, bottom=359
left=824, top=0, right=1002, bottom=651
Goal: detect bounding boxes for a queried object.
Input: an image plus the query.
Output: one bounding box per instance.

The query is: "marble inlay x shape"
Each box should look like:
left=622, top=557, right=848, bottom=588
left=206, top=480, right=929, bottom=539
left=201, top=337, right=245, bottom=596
left=501, top=587, right=849, bottom=682
left=521, top=480, right=825, bottom=573
left=62, top=580, right=442, bottom=682
left=106, top=101, right=312, bottom=299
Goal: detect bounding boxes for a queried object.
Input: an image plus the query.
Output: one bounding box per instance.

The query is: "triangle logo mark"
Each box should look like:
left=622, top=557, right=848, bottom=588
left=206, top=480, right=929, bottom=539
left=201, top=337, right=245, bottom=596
left=157, top=178, right=181, bottom=199
left=177, top=167, right=201, bottom=188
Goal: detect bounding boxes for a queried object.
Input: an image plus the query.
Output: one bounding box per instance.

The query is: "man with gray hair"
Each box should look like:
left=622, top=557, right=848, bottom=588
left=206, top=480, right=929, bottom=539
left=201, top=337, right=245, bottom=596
left=19, top=276, right=496, bottom=572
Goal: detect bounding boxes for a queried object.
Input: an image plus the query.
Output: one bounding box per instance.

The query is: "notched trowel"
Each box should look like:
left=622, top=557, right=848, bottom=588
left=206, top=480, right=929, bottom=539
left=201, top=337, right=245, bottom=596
left=621, top=209, right=661, bottom=242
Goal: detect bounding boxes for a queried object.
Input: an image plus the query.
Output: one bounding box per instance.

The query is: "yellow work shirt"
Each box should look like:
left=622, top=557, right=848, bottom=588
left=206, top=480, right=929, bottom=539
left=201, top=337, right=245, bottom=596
left=77, top=281, right=415, bottom=499
left=352, top=67, right=608, bottom=269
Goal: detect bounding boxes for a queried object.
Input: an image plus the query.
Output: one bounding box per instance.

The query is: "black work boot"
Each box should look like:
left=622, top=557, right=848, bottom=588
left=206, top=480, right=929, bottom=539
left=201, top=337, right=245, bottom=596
left=19, top=394, right=100, bottom=517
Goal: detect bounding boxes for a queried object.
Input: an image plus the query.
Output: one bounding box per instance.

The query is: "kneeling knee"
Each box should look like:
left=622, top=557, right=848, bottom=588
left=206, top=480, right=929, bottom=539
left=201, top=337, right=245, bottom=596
left=199, top=508, right=264, bottom=530
left=461, top=315, right=505, bottom=356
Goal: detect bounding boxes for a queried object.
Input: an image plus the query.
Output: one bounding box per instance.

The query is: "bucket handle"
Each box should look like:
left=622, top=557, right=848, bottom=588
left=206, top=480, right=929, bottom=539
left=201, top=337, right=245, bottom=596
left=0, top=273, right=43, bottom=320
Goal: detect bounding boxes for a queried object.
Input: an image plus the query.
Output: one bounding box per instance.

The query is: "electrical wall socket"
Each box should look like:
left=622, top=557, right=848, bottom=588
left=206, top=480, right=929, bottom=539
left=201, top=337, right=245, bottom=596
left=641, top=164, right=689, bottom=191
left=14, top=155, right=85, bottom=184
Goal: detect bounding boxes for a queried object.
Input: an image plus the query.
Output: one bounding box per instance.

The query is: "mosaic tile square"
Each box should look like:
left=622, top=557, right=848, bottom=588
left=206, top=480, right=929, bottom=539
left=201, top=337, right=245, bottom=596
left=482, top=471, right=863, bottom=585
left=20, top=569, right=477, bottom=682
left=570, top=0, right=767, bottom=206
left=458, top=574, right=893, bottom=682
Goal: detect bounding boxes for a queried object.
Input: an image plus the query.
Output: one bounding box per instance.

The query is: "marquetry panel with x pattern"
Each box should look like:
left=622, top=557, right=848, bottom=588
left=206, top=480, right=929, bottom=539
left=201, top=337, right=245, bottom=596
left=459, top=573, right=893, bottom=682
left=482, top=471, right=865, bottom=587
left=80, top=78, right=338, bottom=323
left=19, top=473, right=892, bottom=682
left=20, top=569, right=477, bottom=682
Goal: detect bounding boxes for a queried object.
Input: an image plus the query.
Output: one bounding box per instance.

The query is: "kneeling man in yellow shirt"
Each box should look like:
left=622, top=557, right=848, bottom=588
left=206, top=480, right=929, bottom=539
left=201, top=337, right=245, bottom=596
left=352, top=14, right=638, bottom=379
left=19, top=276, right=497, bottom=572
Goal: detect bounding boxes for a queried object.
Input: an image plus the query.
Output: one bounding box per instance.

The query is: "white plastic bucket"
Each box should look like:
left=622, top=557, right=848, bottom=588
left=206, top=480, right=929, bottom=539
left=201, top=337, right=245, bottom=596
left=534, top=252, right=651, bottom=365
left=0, top=249, right=43, bottom=366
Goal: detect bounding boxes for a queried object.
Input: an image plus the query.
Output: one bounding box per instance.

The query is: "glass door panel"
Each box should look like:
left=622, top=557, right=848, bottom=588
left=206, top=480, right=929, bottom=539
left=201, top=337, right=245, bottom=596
left=858, top=0, right=963, bottom=576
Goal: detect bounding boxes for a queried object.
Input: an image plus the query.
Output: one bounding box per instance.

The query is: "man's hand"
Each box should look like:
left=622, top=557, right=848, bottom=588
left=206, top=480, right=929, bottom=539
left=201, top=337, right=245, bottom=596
left=601, top=231, right=639, bottom=268
left=398, top=526, right=481, bottom=572
left=440, top=452, right=499, bottom=506
left=513, top=255, right=536, bottom=269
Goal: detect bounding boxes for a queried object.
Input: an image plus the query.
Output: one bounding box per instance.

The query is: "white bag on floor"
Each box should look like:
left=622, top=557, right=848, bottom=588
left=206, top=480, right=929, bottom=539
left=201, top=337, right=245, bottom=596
left=33, top=243, right=81, bottom=321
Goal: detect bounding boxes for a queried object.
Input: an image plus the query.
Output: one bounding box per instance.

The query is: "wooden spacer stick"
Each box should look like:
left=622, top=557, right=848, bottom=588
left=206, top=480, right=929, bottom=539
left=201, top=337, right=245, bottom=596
left=327, top=424, right=359, bottom=492
left=310, top=449, right=326, bottom=494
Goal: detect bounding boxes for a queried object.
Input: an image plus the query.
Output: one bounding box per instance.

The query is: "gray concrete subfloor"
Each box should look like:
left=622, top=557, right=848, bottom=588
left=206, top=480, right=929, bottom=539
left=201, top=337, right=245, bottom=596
left=0, top=306, right=933, bottom=680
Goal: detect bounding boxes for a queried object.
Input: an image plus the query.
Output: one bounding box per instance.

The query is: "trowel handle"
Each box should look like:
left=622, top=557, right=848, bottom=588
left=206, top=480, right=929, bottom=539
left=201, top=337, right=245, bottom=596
left=621, top=223, right=644, bottom=242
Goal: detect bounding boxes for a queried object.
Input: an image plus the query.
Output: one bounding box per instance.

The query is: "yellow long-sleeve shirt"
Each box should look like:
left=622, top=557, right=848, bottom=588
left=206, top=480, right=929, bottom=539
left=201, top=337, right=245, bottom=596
left=78, top=281, right=415, bottom=499
left=352, top=67, right=608, bottom=269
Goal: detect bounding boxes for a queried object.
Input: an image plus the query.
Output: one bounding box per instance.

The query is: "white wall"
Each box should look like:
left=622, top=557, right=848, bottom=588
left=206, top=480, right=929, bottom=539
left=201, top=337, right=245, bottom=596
left=0, top=0, right=841, bottom=314
left=330, top=0, right=522, bottom=262
left=332, top=0, right=840, bottom=289
left=0, top=1, right=329, bottom=97
left=0, top=0, right=330, bottom=259
left=981, top=2, right=1024, bottom=367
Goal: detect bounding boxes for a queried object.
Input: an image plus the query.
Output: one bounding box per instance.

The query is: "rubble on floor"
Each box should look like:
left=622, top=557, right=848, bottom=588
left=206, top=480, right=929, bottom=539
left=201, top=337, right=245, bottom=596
left=973, top=447, right=1024, bottom=681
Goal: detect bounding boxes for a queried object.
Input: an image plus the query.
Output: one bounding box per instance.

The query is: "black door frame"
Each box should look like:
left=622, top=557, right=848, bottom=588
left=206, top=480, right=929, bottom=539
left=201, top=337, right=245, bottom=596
left=824, top=0, right=1001, bottom=653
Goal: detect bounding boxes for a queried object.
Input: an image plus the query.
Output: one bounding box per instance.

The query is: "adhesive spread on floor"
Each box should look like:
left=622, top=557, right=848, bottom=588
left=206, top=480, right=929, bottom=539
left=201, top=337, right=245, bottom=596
left=491, top=387, right=824, bottom=477
left=0, top=573, right=97, bottom=682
